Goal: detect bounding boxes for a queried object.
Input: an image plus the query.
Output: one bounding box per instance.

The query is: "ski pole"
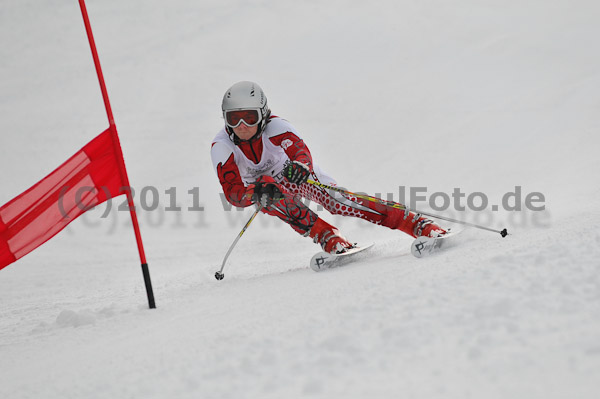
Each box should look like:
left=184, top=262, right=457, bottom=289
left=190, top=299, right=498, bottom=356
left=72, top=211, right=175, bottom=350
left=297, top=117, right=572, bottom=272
left=307, top=179, right=508, bottom=237
left=215, top=204, right=262, bottom=280
left=307, top=179, right=407, bottom=211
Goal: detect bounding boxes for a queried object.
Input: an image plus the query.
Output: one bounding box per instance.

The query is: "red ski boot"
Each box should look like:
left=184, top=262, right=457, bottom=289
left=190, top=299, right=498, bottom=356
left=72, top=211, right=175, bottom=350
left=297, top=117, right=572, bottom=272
left=309, top=218, right=354, bottom=254
left=413, top=215, right=447, bottom=238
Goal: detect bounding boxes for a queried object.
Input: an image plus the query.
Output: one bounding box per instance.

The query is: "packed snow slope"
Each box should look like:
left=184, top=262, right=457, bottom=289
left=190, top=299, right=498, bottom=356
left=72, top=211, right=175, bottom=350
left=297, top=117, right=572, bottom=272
left=1, top=1, right=600, bottom=398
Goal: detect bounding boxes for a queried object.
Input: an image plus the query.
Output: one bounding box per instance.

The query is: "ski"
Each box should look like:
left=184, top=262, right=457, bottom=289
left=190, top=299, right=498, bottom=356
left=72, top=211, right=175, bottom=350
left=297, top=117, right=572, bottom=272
left=310, top=243, right=375, bottom=272
left=411, top=230, right=462, bottom=258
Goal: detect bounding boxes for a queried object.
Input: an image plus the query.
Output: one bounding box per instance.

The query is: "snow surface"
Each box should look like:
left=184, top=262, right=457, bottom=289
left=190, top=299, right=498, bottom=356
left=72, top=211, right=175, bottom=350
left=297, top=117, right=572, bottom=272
left=1, top=0, right=600, bottom=398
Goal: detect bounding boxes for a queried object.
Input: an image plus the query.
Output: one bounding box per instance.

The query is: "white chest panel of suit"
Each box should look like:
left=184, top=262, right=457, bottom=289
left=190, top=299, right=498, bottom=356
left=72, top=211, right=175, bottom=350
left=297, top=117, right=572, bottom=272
left=233, top=136, right=289, bottom=185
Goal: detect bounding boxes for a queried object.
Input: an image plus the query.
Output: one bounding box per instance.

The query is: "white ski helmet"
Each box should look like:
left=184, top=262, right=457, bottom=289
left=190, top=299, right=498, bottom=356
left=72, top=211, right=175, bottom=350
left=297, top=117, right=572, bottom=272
left=222, top=81, right=271, bottom=142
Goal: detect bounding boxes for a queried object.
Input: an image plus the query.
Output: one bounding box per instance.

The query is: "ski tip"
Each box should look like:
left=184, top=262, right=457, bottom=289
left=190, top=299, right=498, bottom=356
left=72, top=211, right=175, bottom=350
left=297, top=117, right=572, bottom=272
left=410, top=237, right=430, bottom=258
left=309, top=243, right=375, bottom=272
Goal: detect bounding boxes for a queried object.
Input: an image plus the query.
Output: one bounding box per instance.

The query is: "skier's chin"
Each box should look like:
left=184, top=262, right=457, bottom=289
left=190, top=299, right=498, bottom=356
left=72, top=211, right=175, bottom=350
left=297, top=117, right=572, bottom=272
left=235, top=132, right=258, bottom=141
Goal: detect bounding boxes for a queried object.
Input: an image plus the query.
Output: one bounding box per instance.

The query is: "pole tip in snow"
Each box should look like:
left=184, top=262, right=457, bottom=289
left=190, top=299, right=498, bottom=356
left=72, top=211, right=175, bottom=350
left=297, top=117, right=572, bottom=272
left=500, top=228, right=508, bottom=237
left=215, top=271, right=224, bottom=280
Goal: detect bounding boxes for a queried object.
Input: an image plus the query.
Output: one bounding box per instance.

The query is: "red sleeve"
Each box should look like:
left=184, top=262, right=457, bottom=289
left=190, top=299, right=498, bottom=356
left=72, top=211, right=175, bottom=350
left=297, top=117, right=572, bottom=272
left=269, top=132, right=313, bottom=171
left=216, top=153, right=254, bottom=208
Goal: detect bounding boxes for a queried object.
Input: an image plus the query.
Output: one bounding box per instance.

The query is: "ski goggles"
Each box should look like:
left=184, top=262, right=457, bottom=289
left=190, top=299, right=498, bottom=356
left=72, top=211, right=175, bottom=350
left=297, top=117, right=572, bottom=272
left=224, top=109, right=262, bottom=128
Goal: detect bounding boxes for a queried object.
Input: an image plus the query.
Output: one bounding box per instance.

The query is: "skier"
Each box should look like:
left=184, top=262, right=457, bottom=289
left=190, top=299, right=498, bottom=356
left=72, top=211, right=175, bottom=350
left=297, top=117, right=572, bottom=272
left=211, top=81, right=446, bottom=255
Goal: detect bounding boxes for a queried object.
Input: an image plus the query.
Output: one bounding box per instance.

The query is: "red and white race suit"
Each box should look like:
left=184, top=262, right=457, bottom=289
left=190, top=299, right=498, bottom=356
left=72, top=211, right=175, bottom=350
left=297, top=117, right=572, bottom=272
left=211, top=116, right=442, bottom=238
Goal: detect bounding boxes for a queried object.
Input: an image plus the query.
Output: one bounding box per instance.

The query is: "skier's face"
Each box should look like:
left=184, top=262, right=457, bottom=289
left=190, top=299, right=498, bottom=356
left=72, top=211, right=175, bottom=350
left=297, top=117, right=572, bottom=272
left=233, top=122, right=258, bottom=141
